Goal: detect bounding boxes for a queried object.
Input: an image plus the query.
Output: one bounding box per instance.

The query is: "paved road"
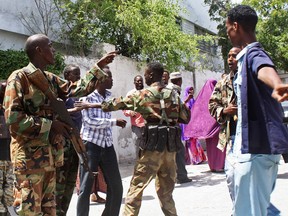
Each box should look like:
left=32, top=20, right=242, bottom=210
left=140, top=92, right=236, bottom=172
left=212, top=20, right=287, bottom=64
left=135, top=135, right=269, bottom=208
left=67, top=159, right=288, bottom=216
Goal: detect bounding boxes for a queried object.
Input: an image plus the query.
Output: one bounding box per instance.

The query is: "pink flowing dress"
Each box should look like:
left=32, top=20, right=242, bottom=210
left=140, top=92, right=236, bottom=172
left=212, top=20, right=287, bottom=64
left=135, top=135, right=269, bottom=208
left=184, top=79, right=225, bottom=171
left=181, top=86, right=206, bottom=165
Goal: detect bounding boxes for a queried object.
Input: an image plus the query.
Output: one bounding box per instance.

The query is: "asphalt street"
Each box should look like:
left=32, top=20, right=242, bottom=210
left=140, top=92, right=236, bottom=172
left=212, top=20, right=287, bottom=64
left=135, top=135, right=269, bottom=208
left=66, top=158, right=288, bottom=216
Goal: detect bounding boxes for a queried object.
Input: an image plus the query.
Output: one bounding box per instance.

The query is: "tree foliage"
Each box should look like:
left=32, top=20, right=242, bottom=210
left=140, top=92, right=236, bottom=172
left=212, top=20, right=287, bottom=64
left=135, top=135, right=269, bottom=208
left=117, top=0, right=210, bottom=71
left=205, top=0, right=288, bottom=72
left=204, top=0, right=233, bottom=72
left=0, top=50, right=28, bottom=80
left=54, top=0, right=100, bottom=55
left=0, top=50, right=65, bottom=80
left=55, top=0, right=212, bottom=71
left=54, top=0, right=141, bottom=57
left=242, top=0, right=288, bottom=72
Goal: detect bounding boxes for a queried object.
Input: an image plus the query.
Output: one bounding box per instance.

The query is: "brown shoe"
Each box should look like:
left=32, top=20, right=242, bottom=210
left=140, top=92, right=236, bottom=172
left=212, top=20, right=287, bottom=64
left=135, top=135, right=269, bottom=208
left=90, top=193, right=106, bottom=203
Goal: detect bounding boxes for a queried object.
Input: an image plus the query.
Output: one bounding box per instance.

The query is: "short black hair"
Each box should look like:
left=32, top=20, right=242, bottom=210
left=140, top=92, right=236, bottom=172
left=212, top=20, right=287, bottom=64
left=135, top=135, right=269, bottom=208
left=63, top=64, right=80, bottom=79
left=227, top=5, right=258, bottom=32
left=134, top=75, right=143, bottom=81
left=147, top=62, right=164, bottom=81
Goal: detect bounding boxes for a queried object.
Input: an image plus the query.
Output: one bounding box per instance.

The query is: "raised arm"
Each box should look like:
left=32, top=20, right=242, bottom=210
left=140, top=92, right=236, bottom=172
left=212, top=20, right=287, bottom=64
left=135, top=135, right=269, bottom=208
left=258, top=67, right=288, bottom=102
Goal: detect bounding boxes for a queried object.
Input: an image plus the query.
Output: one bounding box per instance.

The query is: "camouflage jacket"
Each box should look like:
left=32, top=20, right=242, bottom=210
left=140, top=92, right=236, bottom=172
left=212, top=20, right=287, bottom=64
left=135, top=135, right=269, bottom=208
left=4, top=62, right=107, bottom=173
left=208, top=72, right=236, bottom=151
left=102, top=83, right=191, bottom=125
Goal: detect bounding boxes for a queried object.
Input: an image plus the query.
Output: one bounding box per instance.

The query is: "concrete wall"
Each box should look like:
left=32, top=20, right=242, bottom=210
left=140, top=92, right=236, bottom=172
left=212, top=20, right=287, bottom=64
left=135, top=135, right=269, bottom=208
left=0, top=30, right=27, bottom=50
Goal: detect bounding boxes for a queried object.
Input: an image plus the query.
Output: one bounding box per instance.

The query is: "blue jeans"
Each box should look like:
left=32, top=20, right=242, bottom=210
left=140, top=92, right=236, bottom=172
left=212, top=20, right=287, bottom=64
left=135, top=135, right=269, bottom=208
left=233, top=154, right=280, bottom=216
left=225, top=136, right=235, bottom=205
left=77, top=141, right=123, bottom=216
left=267, top=203, right=281, bottom=216
left=225, top=149, right=235, bottom=204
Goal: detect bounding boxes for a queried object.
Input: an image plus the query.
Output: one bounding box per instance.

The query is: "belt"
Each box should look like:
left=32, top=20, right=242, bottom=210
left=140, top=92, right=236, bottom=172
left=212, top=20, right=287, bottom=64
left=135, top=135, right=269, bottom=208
left=146, top=122, right=177, bottom=126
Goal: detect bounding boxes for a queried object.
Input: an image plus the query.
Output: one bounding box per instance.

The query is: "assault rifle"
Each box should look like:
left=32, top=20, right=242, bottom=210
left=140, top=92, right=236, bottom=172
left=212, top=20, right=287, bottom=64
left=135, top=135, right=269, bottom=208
left=26, top=69, right=96, bottom=177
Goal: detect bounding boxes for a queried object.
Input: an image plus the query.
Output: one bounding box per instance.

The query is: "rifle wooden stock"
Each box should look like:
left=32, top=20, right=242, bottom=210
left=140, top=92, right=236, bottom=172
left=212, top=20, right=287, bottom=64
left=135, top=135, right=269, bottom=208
left=26, top=69, right=96, bottom=177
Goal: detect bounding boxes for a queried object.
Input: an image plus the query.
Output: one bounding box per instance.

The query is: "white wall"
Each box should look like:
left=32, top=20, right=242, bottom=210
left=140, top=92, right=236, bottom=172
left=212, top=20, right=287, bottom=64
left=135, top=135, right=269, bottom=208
left=65, top=48, right=146, bottom=164
left=0, top=0, right=61, bottom=48
left=0, top=0, right=31, bottom=36
left=0, top=30, right=27, bottom=50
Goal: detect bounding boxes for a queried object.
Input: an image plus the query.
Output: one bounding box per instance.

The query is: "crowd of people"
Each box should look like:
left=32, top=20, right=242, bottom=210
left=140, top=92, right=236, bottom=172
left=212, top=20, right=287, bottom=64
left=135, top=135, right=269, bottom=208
left=0, top=4, right=288, bottom=216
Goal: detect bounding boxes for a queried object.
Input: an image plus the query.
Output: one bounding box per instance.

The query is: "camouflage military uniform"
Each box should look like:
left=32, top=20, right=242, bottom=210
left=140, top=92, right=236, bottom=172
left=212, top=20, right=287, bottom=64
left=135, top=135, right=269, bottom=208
left=0, top=160, right=13, bottom=215
left=55, top=138, right=79, bottom=216
left=0, top=107, right=14, bottom=215
left=0, top=120, right=14, bottom=215
left=4, top=62, right=107, bottom=216
left=208, top=72, right=236, bottom=152
left=102, top=84, right=190, bottom=216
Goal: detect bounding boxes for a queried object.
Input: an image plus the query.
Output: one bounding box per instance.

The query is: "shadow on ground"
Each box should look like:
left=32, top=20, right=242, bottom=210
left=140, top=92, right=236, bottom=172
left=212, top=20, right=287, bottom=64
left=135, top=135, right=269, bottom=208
left=277, top=172, right=288, bottom=179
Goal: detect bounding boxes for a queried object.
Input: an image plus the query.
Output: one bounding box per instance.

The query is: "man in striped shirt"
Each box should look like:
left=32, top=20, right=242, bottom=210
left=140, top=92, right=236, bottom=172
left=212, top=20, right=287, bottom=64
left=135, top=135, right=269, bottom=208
left=77, top=66, right=127, bottom=216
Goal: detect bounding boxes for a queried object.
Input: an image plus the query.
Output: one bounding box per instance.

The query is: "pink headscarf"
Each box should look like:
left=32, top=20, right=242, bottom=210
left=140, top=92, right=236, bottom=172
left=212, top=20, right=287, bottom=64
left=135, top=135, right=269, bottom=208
left=184, top=79, right=220, bottom=139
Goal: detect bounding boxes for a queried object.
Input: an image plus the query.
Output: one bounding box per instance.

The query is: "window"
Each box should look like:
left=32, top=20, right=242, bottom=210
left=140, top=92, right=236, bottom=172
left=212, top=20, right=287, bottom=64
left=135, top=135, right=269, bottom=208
left=194, top=25, right=217, bottom=56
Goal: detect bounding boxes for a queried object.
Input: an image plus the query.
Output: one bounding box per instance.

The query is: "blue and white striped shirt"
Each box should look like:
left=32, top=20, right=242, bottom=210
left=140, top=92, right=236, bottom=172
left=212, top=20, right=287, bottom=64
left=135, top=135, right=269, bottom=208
left=81, top=90, right=116, bottom=148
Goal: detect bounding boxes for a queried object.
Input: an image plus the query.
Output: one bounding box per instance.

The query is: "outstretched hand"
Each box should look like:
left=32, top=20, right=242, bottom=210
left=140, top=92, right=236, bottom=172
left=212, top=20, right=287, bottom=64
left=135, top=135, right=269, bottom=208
left=74, top=101, right=91, bottom=110
left=97, top=51, right=118, bottom=69
left=74, top=101, right=102, bottom=109
left=272, top=83, right=288, bottom=102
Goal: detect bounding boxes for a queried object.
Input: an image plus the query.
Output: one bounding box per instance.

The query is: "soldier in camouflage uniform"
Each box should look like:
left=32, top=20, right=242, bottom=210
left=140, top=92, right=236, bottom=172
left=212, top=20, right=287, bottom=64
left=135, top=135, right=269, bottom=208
left=208, top=47, right=241, bottom=204
left=99, top=62, right=190, bottom=216
left=3, top=34, right=116, bottom=216
left=0, top=82, right=14, bottom=216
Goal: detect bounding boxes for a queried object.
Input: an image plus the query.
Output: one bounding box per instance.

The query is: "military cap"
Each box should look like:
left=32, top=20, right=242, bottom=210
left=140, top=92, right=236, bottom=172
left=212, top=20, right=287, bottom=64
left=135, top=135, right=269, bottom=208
left=170, top=72, right=182, bottom=80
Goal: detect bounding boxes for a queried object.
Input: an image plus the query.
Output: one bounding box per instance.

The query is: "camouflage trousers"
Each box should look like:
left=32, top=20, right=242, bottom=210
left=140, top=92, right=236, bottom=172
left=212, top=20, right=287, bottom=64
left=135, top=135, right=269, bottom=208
left=0, top=161, right=14, bottom=214
left=14, top=170, right=56, bottom=216
left=56, top=139, right=79, bottom=216
left=123, top=147, right=177, bottom=216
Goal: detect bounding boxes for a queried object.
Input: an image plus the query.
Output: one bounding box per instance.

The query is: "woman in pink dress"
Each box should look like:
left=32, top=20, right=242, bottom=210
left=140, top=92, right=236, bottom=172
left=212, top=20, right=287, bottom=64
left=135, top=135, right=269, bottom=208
left=181, top=86, right=206, bottom=165
left=184, top=79, right=225, bottom=171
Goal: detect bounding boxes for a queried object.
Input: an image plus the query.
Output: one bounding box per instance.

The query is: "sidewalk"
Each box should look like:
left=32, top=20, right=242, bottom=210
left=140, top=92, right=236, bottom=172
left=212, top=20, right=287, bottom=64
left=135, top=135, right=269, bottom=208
left=67, top=160, right=288, bottom=216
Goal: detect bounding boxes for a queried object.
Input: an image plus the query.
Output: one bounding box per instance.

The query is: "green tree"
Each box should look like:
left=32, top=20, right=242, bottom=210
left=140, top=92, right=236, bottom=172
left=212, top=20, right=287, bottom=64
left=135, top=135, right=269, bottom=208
left=204, top=0, right=233, bottom=72
left=242, top=0, right=288, bottom=72
left=117, top=0, right=211, bottom=71
left=0, top=50, right=65, bottom=80
left=55, top=0, right=212, bottom=71
left=54, top=0, right=100, bottom=55
left=205, top=0, right=288, bottom=72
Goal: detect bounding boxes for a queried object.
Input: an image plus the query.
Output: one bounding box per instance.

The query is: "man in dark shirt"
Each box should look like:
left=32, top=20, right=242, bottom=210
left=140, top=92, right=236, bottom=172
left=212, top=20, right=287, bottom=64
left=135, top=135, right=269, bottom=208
left=226, top=5, right=288, bottom=215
